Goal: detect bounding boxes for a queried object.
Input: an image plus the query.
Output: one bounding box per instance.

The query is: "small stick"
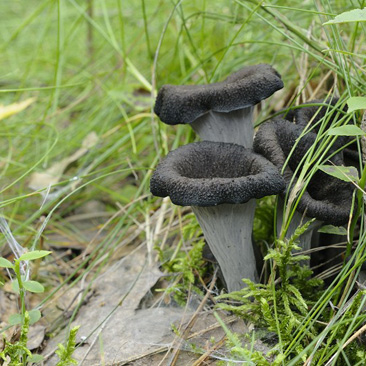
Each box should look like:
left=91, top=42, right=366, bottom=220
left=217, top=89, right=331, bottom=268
left=191, top=336, right=227, bottom=366
left=168, top=269, right=218, bottom=366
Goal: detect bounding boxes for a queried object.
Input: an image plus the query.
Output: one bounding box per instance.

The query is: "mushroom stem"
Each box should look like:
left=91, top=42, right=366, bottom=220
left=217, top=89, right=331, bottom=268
left=192, top=200, right=258, bottom=292
left=191, top=108, right=254, bottom=147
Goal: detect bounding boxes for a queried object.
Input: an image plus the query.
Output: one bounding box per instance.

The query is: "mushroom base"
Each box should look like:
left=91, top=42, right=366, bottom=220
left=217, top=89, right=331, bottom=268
left=191, top=108, right=254, bottom=148
left=277, top=198, right=322, bottom=263
left=192, top=200, right=258, bottom=292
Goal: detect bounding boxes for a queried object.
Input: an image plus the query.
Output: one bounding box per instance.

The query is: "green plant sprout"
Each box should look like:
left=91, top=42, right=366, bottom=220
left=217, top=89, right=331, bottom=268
left=55, top=325, right=80, bottom=366
left=0, top=312, right=39, bottom=366
left=0, top=250, right=50, bottom=364
left=216, top=219, right=366, bottom=365
left=214, top=311, right=284, bottom=366
left=0, top=250, right=81, bottom=365
left=156, top=213, right=207, bottom=305
left=0, top=250, right=51, bottom=326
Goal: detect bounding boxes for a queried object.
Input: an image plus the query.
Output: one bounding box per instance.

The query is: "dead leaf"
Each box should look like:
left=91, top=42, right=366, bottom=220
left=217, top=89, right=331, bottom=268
left=42, top=245, right=164, bottom=365
left=27, top=324, right=46, bottom=350
left=28, top=131, right=98, bottom=191
left=0, top=288, right=18, bottom=323
left=0, top=98, right=36, bottom=121
left=41, top=246, right=272, bottom=365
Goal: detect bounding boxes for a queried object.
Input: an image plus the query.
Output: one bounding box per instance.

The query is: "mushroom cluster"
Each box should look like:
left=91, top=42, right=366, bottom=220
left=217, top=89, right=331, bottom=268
left=151, top=66, right=355, bottom=292
left=151, top=64, right=285, bottom=292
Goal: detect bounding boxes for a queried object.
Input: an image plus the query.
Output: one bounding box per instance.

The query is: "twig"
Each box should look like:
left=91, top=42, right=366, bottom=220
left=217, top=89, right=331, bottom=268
left=309, top=70, right=333, bottom=100
left=191, top=335, right=226, bottom=366
left=168, top=269, right=218, bottom=366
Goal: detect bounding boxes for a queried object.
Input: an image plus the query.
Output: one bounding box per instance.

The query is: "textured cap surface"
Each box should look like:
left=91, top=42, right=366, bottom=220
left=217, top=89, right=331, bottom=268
left=291, top=98, right=346, bottom=130
left=154, top=64, right=284, bottom=125
left=285, top=97, right=356, bottom=165
left=253, top=119, right=354, bottom=225
left=150, top=141, right=285, bottom=206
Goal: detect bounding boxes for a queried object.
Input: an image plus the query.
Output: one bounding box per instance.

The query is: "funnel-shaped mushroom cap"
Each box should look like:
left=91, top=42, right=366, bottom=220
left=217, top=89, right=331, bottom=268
left=150, top=141, right=285, bottom=206
left=291, top=98, right=346, bottom=130
left=284, top=98, right=350, bottom=144
left=154, top=64, right=284, bottom=125
left=292, top=98, right=358, bottom=166
left=253, top=119, right=354, bottom=225
left=285, top=97, right=358, bottom=166
left=278, top=98, right=343, bottom=127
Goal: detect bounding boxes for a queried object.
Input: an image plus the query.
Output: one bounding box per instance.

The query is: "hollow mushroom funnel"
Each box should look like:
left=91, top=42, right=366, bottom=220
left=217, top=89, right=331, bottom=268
left=253, top=118, right=354, bottom=254
left=150, top=141, right=285, bottom=292
left=287, top=97, right=358, bottom=167
left=154, top=64, right=283, bottom=147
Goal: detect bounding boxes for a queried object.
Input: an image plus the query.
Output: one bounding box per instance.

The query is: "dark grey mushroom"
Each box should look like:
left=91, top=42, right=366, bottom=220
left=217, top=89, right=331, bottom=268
left=291, top=98, right=343, bottom=128
left=154, top=64, right=283, bottom=147
left=288, top=98, right=358, bottom=276
left=285, top=97, right=353, bottom=158
left=151, top=140, right=285, bottom=292
left=253, top=119, right=354, bottom=254
left=291, top=98, right=360, bottom=168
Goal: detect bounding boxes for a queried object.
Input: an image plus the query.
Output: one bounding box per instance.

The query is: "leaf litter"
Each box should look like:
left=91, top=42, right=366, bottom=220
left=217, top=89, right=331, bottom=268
left=39, top=242, right=272, bottom=365
left=42, top=245, right=166, bottom=365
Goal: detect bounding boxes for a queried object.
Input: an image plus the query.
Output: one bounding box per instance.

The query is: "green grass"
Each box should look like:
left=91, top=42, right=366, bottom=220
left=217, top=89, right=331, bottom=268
left=1, top=0, right=366, bottom=365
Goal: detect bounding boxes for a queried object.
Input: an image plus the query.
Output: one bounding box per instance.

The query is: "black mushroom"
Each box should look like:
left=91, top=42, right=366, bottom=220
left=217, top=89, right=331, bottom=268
left=290, top=97, right=344, bottom=130
left=253, top=118, right=354, bottom=255
left=283, top=97, right=359, bottom=163
left=154, top=64, right=284, bottom=148
left=284, top=98, right=358, bottom=274
left=289, top=98, right=360, bottom=167
left=150, top=141, right=285, bottom=292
